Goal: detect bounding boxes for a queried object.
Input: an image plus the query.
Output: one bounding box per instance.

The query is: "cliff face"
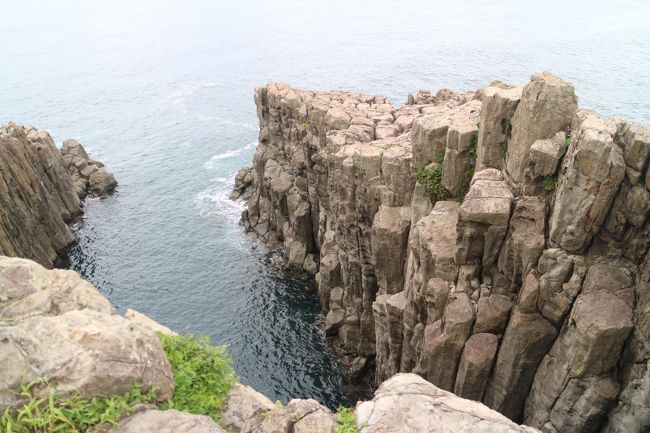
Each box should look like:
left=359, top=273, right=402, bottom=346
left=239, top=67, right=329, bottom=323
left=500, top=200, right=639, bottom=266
left=0, top=254, right=540, bottom=433
left=235, top=73, right=650, bottom=433
left=0, top=122, right=117, bottom=268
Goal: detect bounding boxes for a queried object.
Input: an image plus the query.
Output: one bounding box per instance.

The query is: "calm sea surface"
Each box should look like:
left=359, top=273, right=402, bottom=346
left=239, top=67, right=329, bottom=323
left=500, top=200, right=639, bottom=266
left=2, top=0, right=649, bottom=408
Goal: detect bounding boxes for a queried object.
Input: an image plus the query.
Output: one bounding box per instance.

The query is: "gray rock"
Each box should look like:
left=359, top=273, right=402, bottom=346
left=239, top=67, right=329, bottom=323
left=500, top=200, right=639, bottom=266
left=356, top=373, right=540, bottom=433
left=221, top=384, right=275, bottom=433
left=506, top=72, right=578, bottom=183
left=103, top=409, right=225, bottom=433
left=0, top=309, right=174, bottom=411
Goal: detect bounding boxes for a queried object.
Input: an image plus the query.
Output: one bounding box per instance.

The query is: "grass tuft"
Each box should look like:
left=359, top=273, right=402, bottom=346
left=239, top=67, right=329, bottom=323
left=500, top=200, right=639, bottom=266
left=416, top=162, right=450, bottom=202
left=0, top=379, right=157, bottom=433
left=159, top=334, right=237, bottom=422
left=542, top=176, right=557, bottom=192
left=335, top=407, right=357, bottom=433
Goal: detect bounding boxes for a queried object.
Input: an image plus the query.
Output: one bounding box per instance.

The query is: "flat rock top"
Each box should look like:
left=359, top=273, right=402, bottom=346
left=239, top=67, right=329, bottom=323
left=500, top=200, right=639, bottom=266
left=356, top=373, right=540, bottom=433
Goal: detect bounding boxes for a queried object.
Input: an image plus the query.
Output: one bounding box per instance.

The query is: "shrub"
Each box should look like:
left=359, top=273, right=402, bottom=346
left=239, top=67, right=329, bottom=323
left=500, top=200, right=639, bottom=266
left=0, top=379, right=156, bottom=433
left=542, top=176, right=557, bottom=192
left=416, top=162, right=450, bottom=202
left=159, top=334, right=237, bottom=422
left=335, top=407, right=357, bottom=433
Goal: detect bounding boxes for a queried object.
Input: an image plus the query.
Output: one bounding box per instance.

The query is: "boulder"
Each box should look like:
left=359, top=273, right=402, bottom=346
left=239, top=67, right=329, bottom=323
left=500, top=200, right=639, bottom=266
left=124, top=308, right=178, bottom=337
left=0, top=256, right=114, bottom=320
left=356, top=373, right=540, bottom=432
left=103, top=409, right=226, bottom=433
left=221, top=384, right=276, bottom=433
left=0, top=309, right=174, bottom=411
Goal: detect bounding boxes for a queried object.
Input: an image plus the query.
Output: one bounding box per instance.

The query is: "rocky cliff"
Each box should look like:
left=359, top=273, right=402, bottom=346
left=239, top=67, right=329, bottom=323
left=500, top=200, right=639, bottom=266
left=0, top=123, right=117, bottom=268
left=234, top=73, right=650, bottom=433
left=0, top=254, right=540, bottom=433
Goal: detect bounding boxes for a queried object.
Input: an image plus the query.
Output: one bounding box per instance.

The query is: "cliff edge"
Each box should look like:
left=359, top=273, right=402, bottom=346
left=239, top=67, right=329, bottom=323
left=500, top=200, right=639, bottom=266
left=233, top=73, right=650, bottom=433
left=0, top=123, right=117, bottom=267
left=0, top=254, right=539, bottom=433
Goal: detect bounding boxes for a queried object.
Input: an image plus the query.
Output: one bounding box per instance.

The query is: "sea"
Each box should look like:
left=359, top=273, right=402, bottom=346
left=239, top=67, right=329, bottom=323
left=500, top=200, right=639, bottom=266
left=2, top=0, right=648, bottom=408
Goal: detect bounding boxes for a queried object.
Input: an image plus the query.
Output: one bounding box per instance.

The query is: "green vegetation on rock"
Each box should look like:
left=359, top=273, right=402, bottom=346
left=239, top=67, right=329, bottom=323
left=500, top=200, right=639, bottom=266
left=335, top=407, right=357, bottom=433
left=0, top=380, right=157, bottom=433
left=542, top=176, right=557, bottom=192
left=159, top=333, right=237, bottom=422
left=416, top=162, right=450, bottom=202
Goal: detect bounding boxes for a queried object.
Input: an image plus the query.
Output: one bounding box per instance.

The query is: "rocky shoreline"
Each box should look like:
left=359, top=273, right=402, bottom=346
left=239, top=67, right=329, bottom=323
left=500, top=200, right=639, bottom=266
left=0, top=122, right=117, bottom=268
left=0, top=254, right=540, bottom=432
left=233, top=73, right=650, bottom=433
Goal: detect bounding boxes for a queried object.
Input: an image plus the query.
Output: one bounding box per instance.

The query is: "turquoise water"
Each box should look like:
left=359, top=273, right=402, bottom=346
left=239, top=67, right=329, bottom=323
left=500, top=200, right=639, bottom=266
left=1, top=0, right=648, bottom=408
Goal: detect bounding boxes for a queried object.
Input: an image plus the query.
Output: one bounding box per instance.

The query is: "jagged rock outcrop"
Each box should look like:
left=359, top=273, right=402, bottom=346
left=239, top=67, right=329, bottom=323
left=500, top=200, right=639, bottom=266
left=61, top=138, right=117, bottom=198
left=0, top=123, right=116, bottom=267
left=0, top=254, right=547, bottom=433
left=235, top=72, right=650, bottom=433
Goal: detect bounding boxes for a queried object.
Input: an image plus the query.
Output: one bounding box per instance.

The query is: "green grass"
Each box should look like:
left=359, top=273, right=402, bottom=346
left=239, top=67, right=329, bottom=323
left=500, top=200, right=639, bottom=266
left=468, top=133, right=478, bottom=156
left=501, top=117, right=512, bottom=137
left=336, top=407, right=357, bottom=433
left=0, top=379, right=157, bottom=433
left=563, top=136, right=571, bottom=148
left=159, top=334, right=237, bottom=423
left=542, top=176, right=557, bottom=192
left=1, top=334, right=238, bottom=432
left=416, top=162, right=450, bottom=202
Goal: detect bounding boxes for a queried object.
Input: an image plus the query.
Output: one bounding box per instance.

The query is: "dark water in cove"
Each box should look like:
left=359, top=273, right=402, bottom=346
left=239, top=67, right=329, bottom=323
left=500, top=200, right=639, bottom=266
left=1, top=0, right=649, bottom=408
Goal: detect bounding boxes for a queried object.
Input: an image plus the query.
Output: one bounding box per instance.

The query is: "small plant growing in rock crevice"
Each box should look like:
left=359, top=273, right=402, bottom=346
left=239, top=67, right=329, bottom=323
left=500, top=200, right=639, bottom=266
left=542, top=176, right=557, bottom=192
left=335, top=407, right=357, bottom=433
left=563, top=136, right=571, bottom=149
left=300, top=121, right=309, bottom=134
left=501, top=117, right=513, bottom=138
left=416, top=161, right=450, bottom=202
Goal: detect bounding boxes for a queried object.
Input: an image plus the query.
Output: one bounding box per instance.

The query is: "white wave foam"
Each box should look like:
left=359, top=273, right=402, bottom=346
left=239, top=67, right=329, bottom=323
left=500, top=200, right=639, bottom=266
left=194, top=184, right=245, bottom=225
left=203, top=141, right=256, bottom=169
left=196, top=115, right=257, bottom=131
left=165, top=82, right=223, bottom=113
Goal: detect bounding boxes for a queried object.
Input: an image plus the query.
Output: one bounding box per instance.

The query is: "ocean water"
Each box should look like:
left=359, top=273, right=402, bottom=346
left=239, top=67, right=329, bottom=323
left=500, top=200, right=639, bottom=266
left=1, top=0, right=649, bottom=408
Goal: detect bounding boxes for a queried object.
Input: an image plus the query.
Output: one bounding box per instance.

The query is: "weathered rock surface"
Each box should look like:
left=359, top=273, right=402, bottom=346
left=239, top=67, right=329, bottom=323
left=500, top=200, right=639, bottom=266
left=222, top=383, right=337, bottom=433
left=235, top=73, right=650, bottom=433
left=104, top=409, right=226, bottom=433
left=0, top=256, right=173, bottom=412
left=356, top=373, right=540, bottom=433
left=61, top=138, right=118, bottom=198
left=0, top=123, right=81, bottom=267
left=0, top=255, right=114, bottom=320
left=0, top=123, right=116, bottom=267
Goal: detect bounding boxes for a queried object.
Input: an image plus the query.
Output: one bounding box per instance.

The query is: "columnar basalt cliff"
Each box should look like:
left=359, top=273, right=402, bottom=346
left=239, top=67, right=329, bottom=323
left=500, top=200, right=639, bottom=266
left=0, top=254, right=540, bottom=433
left=0, top=122, right=117, bottom=268
left=234, top=73, right=650, bottom=433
